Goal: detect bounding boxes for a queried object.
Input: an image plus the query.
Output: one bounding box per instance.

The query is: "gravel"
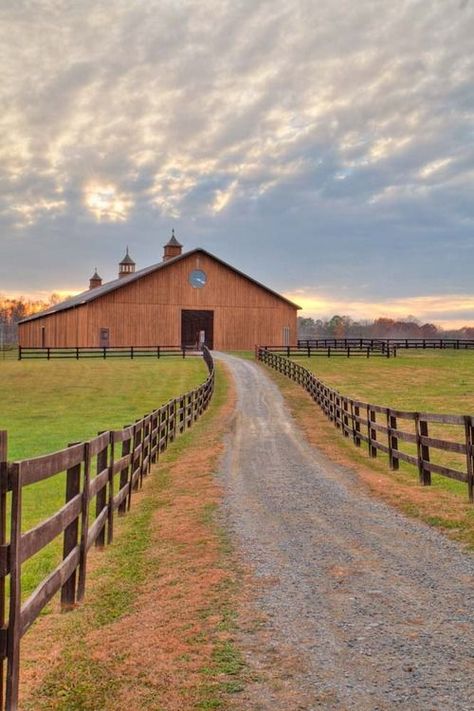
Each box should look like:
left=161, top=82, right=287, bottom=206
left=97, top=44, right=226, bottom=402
left=216, top=353, right=474, bottom=710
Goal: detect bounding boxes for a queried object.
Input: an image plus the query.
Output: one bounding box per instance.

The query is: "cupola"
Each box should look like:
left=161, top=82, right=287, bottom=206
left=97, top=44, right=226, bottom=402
left=119, top=247, right=136, bottom=278
left=89, top=268, right=102, bottom=290
left=163, top=229, right=183, bottom=262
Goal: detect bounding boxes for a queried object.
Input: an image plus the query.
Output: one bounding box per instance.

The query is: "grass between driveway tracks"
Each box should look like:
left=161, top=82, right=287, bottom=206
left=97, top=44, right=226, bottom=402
left=19, top=362, right=247, bottom=710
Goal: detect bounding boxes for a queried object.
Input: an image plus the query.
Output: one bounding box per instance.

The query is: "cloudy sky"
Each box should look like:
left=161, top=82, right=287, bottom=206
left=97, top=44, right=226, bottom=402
left=1, top=0, right=473, bottom=326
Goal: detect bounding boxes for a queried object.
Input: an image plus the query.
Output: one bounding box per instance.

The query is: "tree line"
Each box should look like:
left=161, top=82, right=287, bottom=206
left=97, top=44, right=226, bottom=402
left=298, top=315, right=474, bottom=340
left=0, top=294, right=62, bottom=346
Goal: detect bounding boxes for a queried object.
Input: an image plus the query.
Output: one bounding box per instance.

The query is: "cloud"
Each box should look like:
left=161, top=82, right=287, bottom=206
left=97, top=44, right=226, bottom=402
left=0, top=0, right=473, bottom=322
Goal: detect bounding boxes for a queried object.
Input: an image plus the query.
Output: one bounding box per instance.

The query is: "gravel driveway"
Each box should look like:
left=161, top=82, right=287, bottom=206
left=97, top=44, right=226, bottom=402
left=216, top=353, right=474, bottom=711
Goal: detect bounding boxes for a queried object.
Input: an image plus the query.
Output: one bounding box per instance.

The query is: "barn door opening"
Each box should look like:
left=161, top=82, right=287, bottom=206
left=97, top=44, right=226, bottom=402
left=181, top=310, right=214, bottom=350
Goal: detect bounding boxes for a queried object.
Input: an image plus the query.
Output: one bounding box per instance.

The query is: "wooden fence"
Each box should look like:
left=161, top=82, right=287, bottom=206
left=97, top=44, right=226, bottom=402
left=259, top=345, right=396, bottom=358
left=18, top=346, right=195, bottom=360
left=0, top=347, right=215, bottom=710
left=257, top=347, right=474, bottom=503
left=298, top=338, right=474, bottom=350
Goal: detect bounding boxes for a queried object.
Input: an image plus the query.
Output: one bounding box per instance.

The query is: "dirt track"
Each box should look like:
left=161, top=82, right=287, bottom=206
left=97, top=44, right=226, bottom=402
left=216, top=354, right=474, bottom=710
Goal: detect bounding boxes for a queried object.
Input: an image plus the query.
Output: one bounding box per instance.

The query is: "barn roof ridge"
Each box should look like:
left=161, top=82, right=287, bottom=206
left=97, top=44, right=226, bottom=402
left=19, top=248, right=301, bottom=324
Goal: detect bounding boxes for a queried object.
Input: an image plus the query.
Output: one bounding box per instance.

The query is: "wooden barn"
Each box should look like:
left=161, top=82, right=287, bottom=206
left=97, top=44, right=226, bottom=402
left=18, top=234, right=300, bottom=350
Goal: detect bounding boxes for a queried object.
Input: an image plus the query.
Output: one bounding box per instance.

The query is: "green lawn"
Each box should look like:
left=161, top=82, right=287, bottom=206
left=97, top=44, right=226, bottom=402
left=0, top=357, right=208, bottom=597
left=294, top=351, right=474, bottom=414
left=0, top=357, right=206, bottom=459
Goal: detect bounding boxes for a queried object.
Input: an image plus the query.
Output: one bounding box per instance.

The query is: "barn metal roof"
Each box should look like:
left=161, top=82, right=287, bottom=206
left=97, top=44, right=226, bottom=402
left=19, top=248, right=301, bottom=324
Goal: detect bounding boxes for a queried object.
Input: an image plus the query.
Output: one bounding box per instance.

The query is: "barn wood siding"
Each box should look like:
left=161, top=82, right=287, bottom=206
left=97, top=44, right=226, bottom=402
left=18, top=253, right=298, bottom=350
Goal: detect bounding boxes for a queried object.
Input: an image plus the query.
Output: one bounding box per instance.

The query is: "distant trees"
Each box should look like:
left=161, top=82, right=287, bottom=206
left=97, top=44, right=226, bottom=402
left=297, top=315, right=473, bottom=340
left=0, top=294, right=63, bottom=346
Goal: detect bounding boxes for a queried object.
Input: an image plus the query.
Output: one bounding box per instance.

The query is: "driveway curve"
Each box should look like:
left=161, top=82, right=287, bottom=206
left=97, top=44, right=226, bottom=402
left=216, top=353, right=474, bottom=711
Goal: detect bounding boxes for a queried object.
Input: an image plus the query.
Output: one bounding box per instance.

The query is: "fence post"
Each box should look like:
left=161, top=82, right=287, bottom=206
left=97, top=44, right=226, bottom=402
left=107, top=435, right=115, bottom=545
left=18, top=346, right=22, bottom=361
left=119, top=430, right=132, bottom=514
left=60, top=444, right=82, bottom=609
left=95, top=436, right=108, bottom=547
left=464, top=416, right=474, bottom=503
left=77, top=442, right=91, bottom=602
left=368, top=407, right=377, bottom=457
left=387, top=411, right=399, bottom=470
left=342, top=400, right=349, bottom=437
left=415, top=415, right=431, bottom=485
left=0, top=432, right=7, bottom=709
left=353, top=405, right=361, bottom=446
left=6, top=462, right=22, bottom=711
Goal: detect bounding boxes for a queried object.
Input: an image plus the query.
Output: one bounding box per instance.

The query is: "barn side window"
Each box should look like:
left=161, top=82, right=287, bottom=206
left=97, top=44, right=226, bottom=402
left=283, top=326, right=290, bottom=346
left=99, top=328, right=110, bottom=347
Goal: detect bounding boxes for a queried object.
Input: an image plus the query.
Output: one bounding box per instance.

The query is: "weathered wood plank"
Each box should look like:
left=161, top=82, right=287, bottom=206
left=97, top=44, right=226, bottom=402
left=18, top=443, right=84, bottom=486
left=88, top=467, right=109, bottom=499
left=20, top=494, right=82, bottom=565
left=20, top=546, right=81, bottom=637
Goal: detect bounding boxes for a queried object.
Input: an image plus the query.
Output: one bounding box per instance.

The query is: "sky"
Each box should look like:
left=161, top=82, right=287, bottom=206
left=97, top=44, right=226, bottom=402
left=1, top=0, right=473, bottom=327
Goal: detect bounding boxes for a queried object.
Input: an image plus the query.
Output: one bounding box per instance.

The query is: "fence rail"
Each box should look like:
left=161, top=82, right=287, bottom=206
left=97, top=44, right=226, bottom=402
left=0, top=346, right=215, bottom=710
left=257, top=347, right=474, bottom=503
left=298, top=338, right=474, bottom=350
left=18, top=345, right=198, bottom=360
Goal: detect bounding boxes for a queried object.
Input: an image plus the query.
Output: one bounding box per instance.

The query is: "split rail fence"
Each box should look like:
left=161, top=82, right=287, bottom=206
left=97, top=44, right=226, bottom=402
left=257, top=347, right=474, bottom=503
left=0, top=347, right=215, bottom=710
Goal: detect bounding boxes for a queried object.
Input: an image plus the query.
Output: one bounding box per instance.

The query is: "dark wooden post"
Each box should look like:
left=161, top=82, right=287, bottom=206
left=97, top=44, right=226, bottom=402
left=77, top=442, right=91, bottom=602
left=60, top=444, right=83, bottom=608
left=464, top=416, right=474, bottom=503
left=6, top=462, right=22, bottom=711
left=0, top=432, right=7, bottom=709
left=95, top=438, right=108, bottom=547
left=368, top=407, right=377, bottom=457
left=415, top=415, right=431, bottom=485
left=342, top=400, right=349, bottom=437
left=387, top=411, right=399, bottom=470
left=353, top=405, right=361, bottom=446
left=133, top=423, right=142, bottom=491
left=107, top=436, right=114, bottom=544
left=119, top=431, right=131, bottom=514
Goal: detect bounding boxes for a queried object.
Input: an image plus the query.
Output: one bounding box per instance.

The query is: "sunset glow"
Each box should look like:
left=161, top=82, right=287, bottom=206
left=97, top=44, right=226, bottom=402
left=84, top=183, right=132, bottom=221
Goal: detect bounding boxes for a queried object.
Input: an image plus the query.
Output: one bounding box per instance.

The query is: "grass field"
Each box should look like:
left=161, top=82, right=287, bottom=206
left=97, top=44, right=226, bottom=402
left=294, top=351, right=474, bottom=414
left=0, top=356, right=208, bottom=597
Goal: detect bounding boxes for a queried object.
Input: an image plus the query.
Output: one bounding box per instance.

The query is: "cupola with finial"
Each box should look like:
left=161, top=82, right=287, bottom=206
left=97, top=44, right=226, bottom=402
left=118, top=247, right=136, bottom=278
left=89, top=268, right=102, bottom=290
left=163, top=229, right=183, bottom=262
